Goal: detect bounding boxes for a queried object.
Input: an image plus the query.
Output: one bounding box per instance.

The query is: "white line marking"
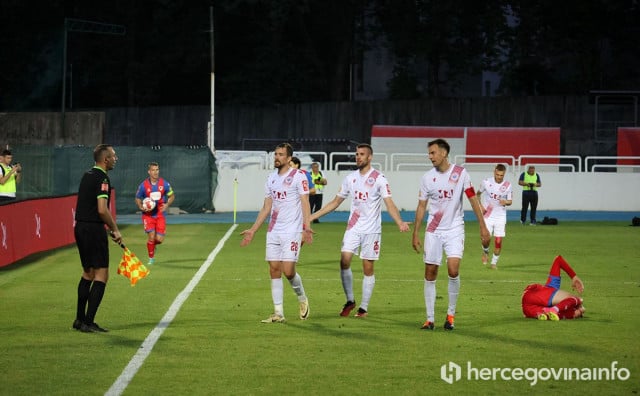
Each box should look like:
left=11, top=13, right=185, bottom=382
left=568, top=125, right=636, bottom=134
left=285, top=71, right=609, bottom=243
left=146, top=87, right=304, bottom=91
left=105, top=224, right=238, bottom=396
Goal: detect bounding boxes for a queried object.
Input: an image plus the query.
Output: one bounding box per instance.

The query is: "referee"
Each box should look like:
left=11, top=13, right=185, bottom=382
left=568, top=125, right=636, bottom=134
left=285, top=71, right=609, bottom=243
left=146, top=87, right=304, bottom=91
left=73, top=144, right=122, bottom=333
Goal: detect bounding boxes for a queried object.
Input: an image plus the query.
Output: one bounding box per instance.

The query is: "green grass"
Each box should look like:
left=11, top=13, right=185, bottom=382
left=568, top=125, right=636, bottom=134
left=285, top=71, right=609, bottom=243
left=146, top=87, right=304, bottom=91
left=0, top=221, right=639, bottom=395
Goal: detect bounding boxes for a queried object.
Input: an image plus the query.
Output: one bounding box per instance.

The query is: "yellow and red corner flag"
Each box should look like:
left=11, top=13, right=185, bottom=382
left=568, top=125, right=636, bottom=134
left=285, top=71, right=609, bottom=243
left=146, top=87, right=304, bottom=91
left=117, top=245, right=150, bottom=286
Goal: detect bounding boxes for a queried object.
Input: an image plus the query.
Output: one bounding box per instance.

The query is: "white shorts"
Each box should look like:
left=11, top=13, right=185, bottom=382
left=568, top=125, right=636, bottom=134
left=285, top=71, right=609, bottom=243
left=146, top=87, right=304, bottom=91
left=423, top=226, right=465, bottom=265
left=485, top=217, right=506, bottom=237
left=265, top=232, right=301, bottom=262
left=341, top=230, right=381, bottom=261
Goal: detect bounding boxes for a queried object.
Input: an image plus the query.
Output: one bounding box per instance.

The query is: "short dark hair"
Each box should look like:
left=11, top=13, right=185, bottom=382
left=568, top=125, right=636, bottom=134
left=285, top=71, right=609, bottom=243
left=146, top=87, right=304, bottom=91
left=276, top=142, right=294, bottom=157
left=1, top=149, right=11, bottom=156
left=148, top=162, right=159, bottom=169
left=290, top=156, right=301, bottom=167
left=356, top=143, right=373, bottom=155
left=428, top=139, right=450, bottom=154
left=93, top=144, right=113, bottom=162
left=495, top=164, right=507, bottom=172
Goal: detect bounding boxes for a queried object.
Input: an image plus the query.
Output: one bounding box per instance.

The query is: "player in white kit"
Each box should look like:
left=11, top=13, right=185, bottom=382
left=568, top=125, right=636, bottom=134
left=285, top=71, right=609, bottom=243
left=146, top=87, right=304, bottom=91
left=477, top=164, right=513, bottom=269
left=412, top=139, right=490, bottom=331
left=311, top=143, right=410, bottom=318
left=240, top=143, right=313, bottom=323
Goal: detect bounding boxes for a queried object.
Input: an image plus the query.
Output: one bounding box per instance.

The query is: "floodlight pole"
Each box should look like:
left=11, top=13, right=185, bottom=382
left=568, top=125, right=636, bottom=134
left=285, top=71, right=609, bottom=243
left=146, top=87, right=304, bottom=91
left=60, top=18, right=125, bottom=143
left=208, top=5, right=216, bottom=154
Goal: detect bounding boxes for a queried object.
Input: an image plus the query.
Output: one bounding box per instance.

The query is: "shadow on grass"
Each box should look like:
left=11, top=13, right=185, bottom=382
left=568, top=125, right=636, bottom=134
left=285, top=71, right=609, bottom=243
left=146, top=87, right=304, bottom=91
left=0, top=245, right=75, bottom=271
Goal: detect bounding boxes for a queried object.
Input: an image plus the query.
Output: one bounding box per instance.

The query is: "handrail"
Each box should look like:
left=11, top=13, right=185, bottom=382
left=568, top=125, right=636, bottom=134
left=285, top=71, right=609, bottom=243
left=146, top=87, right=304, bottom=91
left=390, top=153, right=428, bottom=171
left=293, top=151, right=328, bottom=171
left=454, top=154, right=516, bottom=167
left=518, top=155, right=582, bottom=173
left=212, top=151, right=640, bottom=173
left=396, top=163, right=429, bottom=171
left=591, top=164, right=640, bottom=172
left=330, top=152, right=388, bottom=171
left=514, top=163, right=576, bottom=172
left=585, top=156, right=640, bottom=172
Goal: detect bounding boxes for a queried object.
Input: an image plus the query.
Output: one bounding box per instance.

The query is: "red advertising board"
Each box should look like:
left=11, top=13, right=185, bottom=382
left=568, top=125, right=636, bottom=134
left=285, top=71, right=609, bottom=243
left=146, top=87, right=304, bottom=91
left=466, top=127, right=561, bottom=164
left=0, top=192, right=116, bottom=267
left=617, top=127, right=640, bottom=165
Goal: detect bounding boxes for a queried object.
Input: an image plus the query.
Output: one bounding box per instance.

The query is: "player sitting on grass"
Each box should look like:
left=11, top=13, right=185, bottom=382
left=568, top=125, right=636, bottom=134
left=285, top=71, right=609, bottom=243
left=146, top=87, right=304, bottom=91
left=521, top=255, right=585, bottom=320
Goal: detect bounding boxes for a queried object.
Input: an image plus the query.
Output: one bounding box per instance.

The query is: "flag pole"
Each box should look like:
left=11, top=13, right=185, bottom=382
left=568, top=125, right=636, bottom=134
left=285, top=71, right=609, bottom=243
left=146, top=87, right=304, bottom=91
left=233, top=168, right=238, bottom=224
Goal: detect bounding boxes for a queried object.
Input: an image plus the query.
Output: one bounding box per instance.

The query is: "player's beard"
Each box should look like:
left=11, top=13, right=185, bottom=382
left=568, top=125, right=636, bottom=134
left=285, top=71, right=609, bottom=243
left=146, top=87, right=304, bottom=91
left=274, top=160, right=285, bottom=170
left=357, top=159, right=369, bottom=170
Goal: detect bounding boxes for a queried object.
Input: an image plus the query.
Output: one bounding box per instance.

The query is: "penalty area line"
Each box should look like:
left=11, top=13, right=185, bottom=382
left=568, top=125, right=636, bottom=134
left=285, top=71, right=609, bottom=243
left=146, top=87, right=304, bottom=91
left=105, top=224, right=238, bottom=396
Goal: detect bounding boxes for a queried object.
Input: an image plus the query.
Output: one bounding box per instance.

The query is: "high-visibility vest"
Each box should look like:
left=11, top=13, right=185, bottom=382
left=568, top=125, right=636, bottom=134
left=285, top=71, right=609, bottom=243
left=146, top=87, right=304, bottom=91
left=522, top=173, right=538, bottom=192
left=311, top=171, right=325, bottom=193
left=0, top=164, right=17, bottom=196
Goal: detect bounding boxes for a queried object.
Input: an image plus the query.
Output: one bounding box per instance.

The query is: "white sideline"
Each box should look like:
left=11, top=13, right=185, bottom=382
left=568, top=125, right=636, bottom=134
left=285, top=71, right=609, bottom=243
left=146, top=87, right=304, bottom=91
left=105, top=224, right=238, bottom=396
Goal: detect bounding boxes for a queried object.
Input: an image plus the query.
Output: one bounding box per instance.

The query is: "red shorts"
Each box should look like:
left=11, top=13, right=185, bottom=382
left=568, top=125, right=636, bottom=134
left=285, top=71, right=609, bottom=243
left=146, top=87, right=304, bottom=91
left=142, top=214, right=167, bottom=236
left=521, top=283, right=556, bottom=318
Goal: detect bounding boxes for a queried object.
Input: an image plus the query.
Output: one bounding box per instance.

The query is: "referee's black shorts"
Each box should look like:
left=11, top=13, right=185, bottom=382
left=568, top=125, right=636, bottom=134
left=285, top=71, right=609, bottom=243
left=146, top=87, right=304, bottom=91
left=75, top=222, right=109, bottom=269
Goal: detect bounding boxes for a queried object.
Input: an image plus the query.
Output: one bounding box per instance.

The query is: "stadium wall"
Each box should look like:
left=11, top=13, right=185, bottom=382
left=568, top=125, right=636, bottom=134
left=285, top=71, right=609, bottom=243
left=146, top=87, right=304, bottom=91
left=0, top=95, right=625, bottom=157
left=213, top=169, right=640, bottom=213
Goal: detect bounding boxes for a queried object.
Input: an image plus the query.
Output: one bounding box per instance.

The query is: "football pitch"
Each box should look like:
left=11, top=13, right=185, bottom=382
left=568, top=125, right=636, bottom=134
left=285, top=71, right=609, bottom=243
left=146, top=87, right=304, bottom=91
left=0, top=220, right=638, bottom=395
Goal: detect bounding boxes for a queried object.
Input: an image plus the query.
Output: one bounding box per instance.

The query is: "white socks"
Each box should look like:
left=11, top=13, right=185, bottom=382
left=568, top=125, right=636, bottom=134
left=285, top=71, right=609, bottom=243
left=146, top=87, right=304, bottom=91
left=424, top=280, right=436, bottom=322
left=425, top=276, right=461, bottom=320
left=447, top=276, right=460, bottom=316
left=271, top=278, right=284, bottom=315
left=341, top=268, right=355, bottom=302
left=288, top=273, right=307, bottom=302
left=360, top=275, right=375, bottom=311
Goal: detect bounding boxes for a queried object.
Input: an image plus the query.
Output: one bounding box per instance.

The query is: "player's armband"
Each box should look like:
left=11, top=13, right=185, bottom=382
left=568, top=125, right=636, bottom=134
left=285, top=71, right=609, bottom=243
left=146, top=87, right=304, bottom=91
left=464, top=187, right=476, bottom=198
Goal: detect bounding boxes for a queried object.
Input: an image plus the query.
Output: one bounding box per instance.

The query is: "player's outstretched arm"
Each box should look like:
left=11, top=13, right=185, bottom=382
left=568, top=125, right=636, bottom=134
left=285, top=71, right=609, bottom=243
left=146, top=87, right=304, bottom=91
left=241, top=197, right=272, bottom=246
left=310, top=195, right=345, bottom=222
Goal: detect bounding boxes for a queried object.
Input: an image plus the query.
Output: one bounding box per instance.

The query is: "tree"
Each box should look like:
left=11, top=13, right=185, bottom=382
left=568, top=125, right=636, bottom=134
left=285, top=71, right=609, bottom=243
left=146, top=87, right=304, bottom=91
left=498, top=0, right=640, bottom=94
left=215, top=0, right=369, bottom=104
left=370, top=0, right=508, bottom=97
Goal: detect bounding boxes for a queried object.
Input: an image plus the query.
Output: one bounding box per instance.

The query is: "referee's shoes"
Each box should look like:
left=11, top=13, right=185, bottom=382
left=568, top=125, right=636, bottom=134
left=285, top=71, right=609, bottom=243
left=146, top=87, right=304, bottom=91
left=73, top=319, right=109, bottom=333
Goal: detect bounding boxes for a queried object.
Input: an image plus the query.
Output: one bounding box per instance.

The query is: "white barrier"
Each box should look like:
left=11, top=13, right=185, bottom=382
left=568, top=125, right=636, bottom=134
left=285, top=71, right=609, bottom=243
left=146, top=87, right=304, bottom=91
left=213, top=168, right=640, bottom=212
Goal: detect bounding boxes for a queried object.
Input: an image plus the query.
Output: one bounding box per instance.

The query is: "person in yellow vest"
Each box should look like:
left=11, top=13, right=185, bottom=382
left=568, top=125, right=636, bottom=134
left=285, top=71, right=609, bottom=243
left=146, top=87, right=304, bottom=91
left=309, top=162, right=327, bottom=223
left=518, top=165, right=541, bottom=225
left=0, top=149, right=22, bottom=203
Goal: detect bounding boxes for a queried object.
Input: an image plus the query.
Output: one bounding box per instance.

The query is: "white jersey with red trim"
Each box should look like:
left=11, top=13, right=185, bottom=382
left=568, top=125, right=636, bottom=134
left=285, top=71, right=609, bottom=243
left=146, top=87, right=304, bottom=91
left=419, top=164, right=473, bottom=232
left=338, top=168, right=392, bottom=234
left=478, top=177, right=512, bottom=221
left=264, top=168, right=310, bottom=234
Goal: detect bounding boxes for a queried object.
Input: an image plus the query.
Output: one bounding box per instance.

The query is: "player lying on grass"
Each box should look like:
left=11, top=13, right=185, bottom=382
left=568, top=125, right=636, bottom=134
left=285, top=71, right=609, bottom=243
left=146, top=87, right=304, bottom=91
left=521, top=255, right=585, bottom=320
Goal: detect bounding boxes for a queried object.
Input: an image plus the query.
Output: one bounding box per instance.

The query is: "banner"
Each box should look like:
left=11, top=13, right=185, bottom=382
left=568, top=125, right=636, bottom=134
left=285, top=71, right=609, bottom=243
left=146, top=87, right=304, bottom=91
left=0, top=191, right=116, bottom=267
